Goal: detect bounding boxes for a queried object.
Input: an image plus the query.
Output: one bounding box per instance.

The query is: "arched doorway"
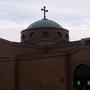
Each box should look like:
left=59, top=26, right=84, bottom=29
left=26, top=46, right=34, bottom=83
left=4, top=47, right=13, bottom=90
left=73, top=64, right=90, bottom=90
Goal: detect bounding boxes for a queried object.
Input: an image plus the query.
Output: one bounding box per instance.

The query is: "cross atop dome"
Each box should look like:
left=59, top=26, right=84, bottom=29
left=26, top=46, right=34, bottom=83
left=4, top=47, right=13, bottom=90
left=41, top=6, right=48, bottom=19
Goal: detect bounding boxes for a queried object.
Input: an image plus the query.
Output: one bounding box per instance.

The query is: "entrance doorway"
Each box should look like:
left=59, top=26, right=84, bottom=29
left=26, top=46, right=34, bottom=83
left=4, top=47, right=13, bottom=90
left=73, top=64, right=90, bottom=90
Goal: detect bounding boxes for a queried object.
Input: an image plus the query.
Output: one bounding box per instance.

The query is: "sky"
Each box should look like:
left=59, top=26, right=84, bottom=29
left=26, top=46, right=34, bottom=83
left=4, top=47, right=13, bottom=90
left=0, top=0, right=90, bottom=42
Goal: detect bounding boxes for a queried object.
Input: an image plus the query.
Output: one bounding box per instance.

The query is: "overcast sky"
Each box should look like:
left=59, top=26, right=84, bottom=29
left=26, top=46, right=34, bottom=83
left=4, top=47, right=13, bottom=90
left=0, top=0, right=90, bottom=42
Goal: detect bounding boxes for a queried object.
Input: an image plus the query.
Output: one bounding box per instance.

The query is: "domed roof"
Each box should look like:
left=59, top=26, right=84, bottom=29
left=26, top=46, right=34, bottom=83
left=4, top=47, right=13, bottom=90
left=27, top=19, right=63, bottom=29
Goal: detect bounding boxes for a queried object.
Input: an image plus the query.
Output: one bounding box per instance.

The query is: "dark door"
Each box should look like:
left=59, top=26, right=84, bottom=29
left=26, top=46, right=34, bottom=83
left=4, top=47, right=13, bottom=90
left=73, top=64, right=90, bottom=90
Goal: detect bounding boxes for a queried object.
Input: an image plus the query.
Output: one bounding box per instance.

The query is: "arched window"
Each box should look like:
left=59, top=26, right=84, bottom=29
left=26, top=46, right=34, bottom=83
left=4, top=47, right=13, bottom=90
left=57, top=32, right=61, bottom=37
left=30, top=32, right=34, bottom=37
left=22, top=34, right=25, bottom=40
left=66, top=34, right=69, bottom=40
left=43, top=31, right=49, bottom=37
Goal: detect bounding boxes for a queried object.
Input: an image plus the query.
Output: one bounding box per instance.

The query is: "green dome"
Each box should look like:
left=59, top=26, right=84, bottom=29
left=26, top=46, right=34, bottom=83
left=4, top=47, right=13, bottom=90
left=27, top=19, right=63, bottom=29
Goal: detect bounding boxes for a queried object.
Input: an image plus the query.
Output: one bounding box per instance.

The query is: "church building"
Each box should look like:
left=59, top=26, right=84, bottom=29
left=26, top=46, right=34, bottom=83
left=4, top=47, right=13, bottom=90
left=0, top=6, right=90, bottom=90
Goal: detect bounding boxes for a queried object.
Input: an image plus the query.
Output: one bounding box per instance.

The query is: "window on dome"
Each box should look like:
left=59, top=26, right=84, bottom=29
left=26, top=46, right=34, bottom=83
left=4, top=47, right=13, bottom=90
left=43, top=31, right=49, bottom=37
left=22, top=34, right=25, bottom=40
left=66, top=34, right=69, bottom=40
left=57, top=32, right=61, bottom=37
left=30, top=32, right=34, bottom=37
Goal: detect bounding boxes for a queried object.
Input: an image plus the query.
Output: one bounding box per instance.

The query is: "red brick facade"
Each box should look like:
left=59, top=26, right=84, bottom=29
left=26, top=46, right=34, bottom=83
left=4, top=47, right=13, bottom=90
left=0, top=19, right=90, bottom=90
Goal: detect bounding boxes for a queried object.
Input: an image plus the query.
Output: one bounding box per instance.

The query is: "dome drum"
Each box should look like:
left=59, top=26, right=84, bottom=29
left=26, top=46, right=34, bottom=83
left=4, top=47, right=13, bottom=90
left=21, top=27, right=69, bottom=43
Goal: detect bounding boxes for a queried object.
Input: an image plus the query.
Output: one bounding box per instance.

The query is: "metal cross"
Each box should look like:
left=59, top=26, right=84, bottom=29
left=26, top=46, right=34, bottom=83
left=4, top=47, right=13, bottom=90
left=41, top=6, right=48, bottom=19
